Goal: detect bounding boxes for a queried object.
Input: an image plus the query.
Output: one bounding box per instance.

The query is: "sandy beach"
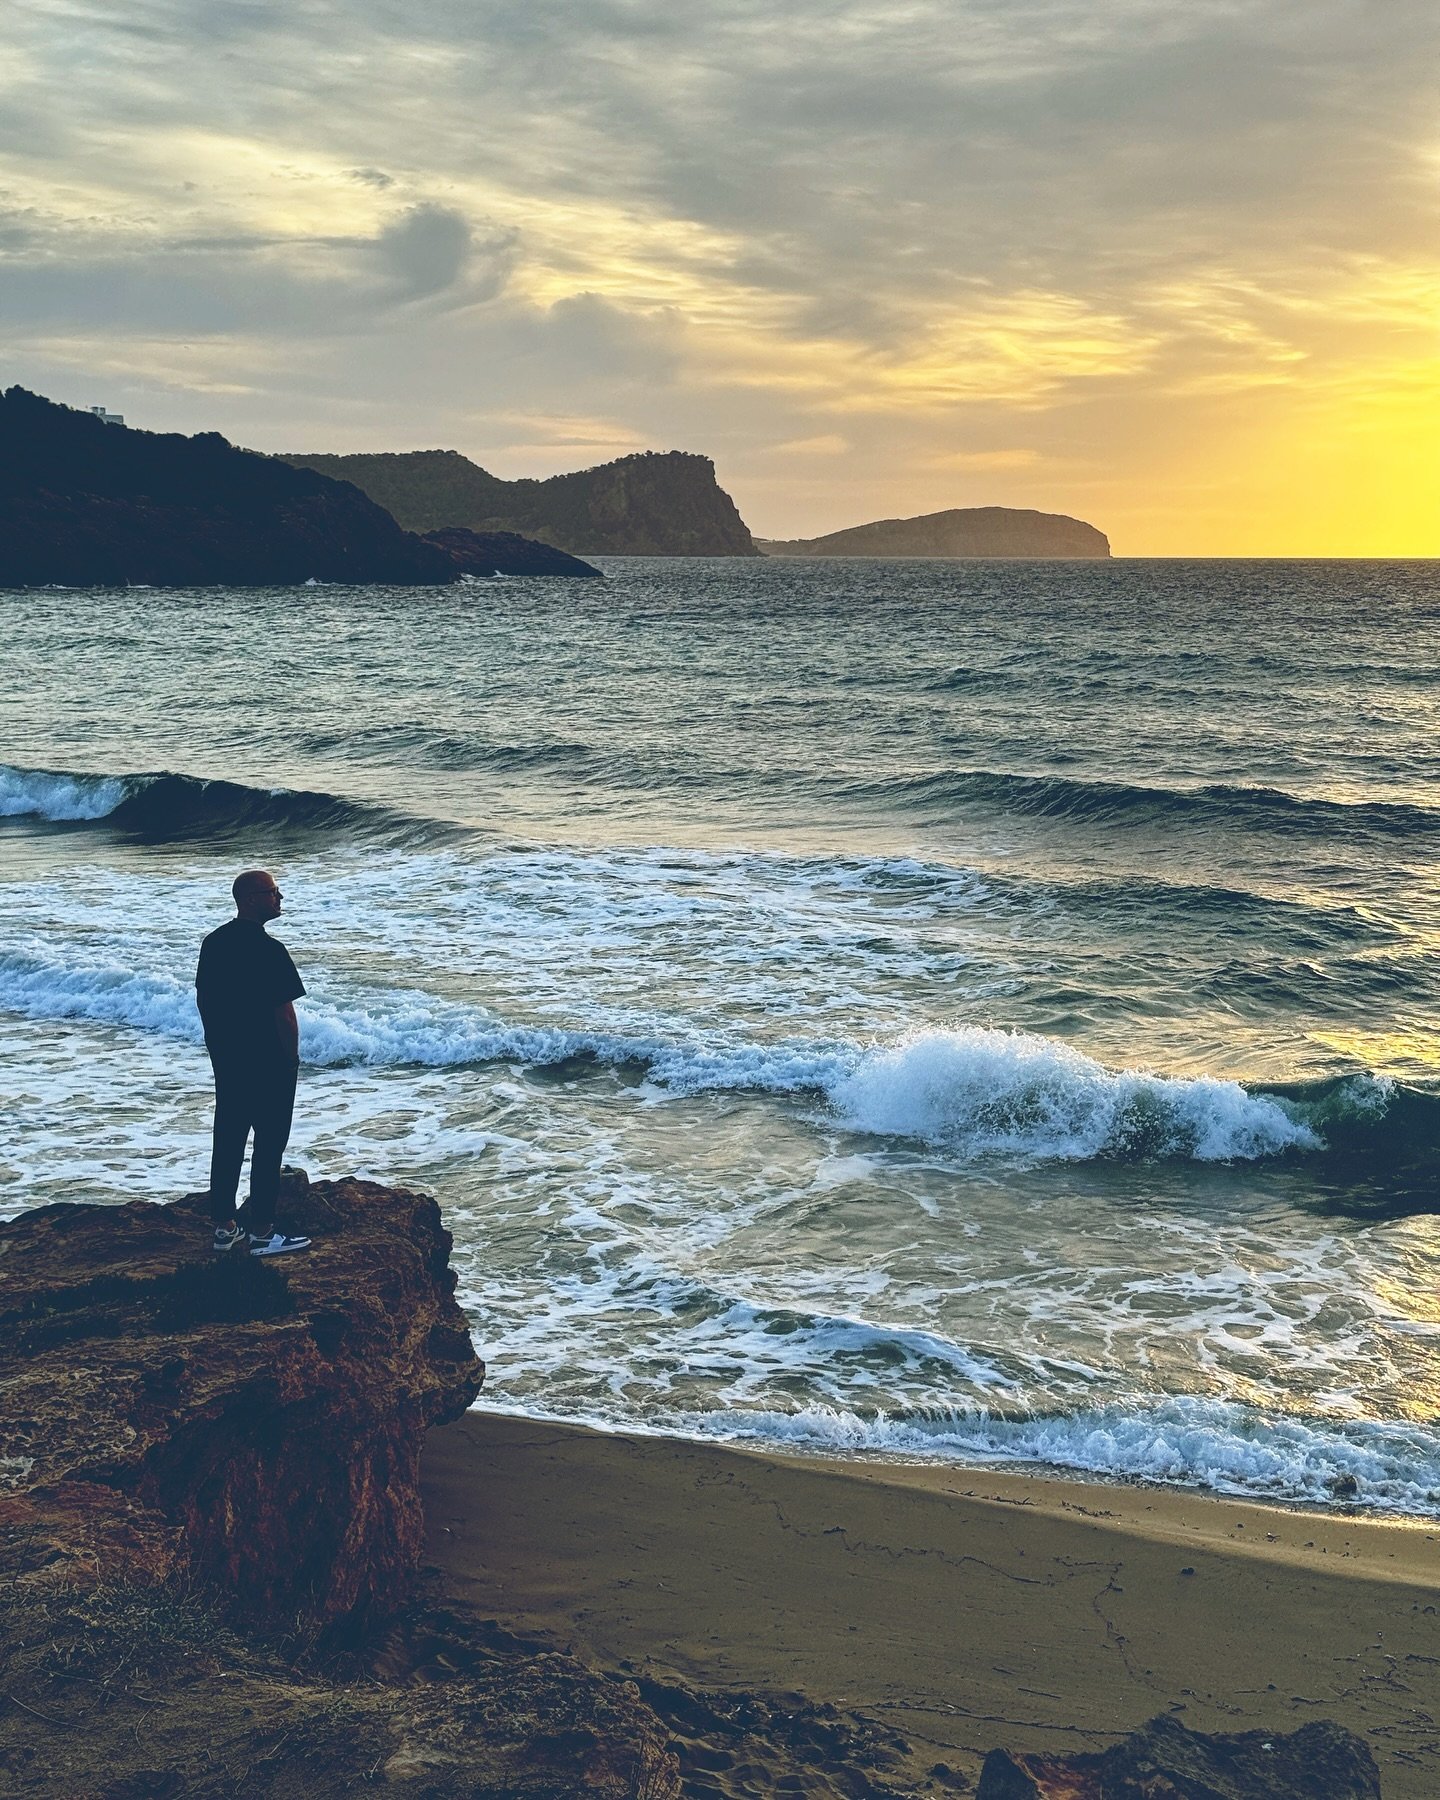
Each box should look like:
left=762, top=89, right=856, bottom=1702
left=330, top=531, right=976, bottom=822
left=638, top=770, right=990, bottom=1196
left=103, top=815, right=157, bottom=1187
left=424, top=1413, right=1440, bottom=1795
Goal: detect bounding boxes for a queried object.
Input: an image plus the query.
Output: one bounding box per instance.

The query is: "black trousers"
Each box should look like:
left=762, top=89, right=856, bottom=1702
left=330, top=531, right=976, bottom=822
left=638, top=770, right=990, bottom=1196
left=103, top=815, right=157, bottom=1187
left=207, top=1058, right=298, bottom=1234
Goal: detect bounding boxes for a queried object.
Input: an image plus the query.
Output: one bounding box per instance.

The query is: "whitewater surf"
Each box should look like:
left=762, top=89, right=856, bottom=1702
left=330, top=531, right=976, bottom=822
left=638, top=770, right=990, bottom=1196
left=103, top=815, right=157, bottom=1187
left=3, top=556, right=1437, bottom=1515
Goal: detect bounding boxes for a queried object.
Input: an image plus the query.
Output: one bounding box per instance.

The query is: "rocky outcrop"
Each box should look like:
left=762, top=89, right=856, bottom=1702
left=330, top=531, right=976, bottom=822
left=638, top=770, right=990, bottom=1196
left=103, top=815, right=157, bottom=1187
left=0, top=1175, right=697, bottom=1796
left=282, top=446, right=761, bottom=556
left=0, top=1587, right=684, bottom=1799
left=976, top=1713, right=1382, bottom=1799
left=0, top=1183, right=1390, bottom=1799
left=760, top=505, right=1110, bottom=559
left=0, top=388, right=598, bottom=585
left=420, top=525, right=601, bottom=578
left=0, top=1172, right=483, bottom=1628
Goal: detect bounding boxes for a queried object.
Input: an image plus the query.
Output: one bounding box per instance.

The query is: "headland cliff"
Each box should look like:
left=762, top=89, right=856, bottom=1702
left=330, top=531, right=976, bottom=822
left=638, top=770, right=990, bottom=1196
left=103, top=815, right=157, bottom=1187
left=0, top=388, right=601, bottom=585
left=280, top=447, right=760, bottom=557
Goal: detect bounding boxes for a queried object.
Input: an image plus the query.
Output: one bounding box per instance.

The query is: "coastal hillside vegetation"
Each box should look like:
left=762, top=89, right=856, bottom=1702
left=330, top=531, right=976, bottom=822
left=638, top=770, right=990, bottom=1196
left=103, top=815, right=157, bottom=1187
left=0, top=388, right=599, bottom=585
left=280, top=447, right=761, bottom=557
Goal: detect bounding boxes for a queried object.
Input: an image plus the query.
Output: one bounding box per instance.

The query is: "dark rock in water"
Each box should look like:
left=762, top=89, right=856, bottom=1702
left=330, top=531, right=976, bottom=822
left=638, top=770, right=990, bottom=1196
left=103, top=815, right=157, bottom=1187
left=0, top=387, right=593, bottom=586
left=421, top=524, right=601, bottom=577
left=760, top=505, right=1110, bottom=559
left=976, top=1712, right=1381, bottom=1798
left=282, top=445, right=761, bottom=556
left=0, top=1171, right=484, bottom=1629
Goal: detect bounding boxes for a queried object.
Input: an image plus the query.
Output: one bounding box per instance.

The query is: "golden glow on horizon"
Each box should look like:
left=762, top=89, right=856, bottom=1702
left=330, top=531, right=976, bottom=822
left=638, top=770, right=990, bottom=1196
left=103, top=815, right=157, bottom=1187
left=443, top=188, right=1440, bottom=551
left=5, top=115, right=1438, bottom=555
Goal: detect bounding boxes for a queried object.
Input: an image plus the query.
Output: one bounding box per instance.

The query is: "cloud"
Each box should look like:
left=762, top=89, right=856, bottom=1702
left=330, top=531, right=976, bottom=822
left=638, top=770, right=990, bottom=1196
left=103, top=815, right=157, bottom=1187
left=373, top=205, right=480, bottom=299
left=927, top=448, right=1042, bottom=471
left=0, top=203, right=513, bottom=335
left=0, top=0, right=1437, bottom=548
left=766, top=434, right=850, bottom=457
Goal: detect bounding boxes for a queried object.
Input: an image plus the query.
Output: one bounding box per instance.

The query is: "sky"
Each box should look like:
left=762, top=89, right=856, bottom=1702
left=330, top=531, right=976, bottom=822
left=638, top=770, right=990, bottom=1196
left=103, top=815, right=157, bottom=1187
left=2, top=0, right=1437, bottom=554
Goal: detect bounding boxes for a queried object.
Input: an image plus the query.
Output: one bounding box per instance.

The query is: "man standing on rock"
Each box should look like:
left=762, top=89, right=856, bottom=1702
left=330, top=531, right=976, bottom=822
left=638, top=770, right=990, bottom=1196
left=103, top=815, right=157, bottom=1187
left=196, top=870, right=311, bottom=1258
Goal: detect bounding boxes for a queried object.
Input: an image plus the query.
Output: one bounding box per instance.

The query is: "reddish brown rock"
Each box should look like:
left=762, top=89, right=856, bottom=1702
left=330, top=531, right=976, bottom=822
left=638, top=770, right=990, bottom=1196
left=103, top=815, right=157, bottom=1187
left=0, top=1177, right=689, bottom=1796
left=976, top=1712, right=1382, bottom=1799
left=0, top=1173, right=483, bottom=1629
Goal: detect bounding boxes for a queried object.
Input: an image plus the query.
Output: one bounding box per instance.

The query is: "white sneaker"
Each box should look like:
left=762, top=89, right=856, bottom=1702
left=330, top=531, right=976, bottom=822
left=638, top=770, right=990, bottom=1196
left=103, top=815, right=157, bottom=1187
left=248, top=1231, right=311, bottom=1258
left=212, top=1223, right=246, bottom=1255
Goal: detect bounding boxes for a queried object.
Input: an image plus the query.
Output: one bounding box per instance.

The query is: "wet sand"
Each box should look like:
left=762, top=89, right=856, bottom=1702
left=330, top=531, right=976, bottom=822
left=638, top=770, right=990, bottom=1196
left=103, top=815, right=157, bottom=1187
left=423, top=1412, right=1440, bottom=1795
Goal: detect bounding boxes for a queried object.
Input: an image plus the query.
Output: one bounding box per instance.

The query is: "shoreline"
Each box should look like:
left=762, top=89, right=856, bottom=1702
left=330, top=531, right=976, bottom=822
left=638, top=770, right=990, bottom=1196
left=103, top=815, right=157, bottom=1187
left=423, top=1410, right=1440, bottom=1795
left=460, top=1400, right=1440, bottom=1535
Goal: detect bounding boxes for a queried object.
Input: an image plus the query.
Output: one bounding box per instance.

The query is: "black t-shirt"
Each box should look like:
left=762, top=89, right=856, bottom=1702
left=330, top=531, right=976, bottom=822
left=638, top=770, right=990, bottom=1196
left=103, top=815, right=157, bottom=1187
left=195, top=918, right=305, bottom=1066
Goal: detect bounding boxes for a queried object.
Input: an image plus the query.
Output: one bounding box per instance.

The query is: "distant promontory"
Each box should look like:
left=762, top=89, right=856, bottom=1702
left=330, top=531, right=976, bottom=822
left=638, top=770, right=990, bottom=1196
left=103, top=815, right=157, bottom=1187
left=0, top=389, right=601, bottom=586
left=279, top=448, right=760, bottom=558
left=759, top=507, right=1110, bottom=559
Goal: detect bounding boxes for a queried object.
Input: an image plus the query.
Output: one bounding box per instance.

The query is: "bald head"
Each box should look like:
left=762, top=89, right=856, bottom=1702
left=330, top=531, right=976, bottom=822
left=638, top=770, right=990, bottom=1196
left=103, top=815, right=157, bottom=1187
left=233, top=869, right=283, bottom=922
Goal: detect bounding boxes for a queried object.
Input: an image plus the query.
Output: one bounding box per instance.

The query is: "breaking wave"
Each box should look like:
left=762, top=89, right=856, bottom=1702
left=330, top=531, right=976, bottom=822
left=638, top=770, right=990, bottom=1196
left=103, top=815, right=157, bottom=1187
left=0, top=948, right=1406, bottom=1166
left=826, top=1028, right=1321, bottom=1161
left=0, top=764, right=129, bottom=822
left=9, top=755, right=1436, bottom=856
left=0, top=761, right=450, bottom=845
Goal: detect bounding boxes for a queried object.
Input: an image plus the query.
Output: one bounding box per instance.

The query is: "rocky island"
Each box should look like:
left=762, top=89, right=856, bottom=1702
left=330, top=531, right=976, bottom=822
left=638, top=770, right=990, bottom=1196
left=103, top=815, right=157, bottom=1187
left=0, top=388, right=602, bottom=586
left=760, top=505, right=1110, bottom=558
left=280, top=447, right=760, bottom=557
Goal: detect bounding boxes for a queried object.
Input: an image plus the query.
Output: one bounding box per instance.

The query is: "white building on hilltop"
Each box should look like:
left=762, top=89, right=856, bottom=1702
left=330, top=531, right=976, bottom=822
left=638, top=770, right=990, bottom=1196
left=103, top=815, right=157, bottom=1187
left=89, top=405, right=124, bottom=426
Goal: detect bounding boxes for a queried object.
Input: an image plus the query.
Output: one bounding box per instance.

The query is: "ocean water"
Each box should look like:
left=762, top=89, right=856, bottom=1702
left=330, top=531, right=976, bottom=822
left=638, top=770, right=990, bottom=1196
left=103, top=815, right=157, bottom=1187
left=4, top=557, right=1439, bottom=1514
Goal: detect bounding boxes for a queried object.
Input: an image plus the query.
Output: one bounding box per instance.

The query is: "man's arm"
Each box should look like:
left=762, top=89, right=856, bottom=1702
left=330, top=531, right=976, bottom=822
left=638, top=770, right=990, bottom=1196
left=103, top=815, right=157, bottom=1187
left=195, top=937, right=213, bottom=1023
left=275, top=1001, right=299, bottom=1062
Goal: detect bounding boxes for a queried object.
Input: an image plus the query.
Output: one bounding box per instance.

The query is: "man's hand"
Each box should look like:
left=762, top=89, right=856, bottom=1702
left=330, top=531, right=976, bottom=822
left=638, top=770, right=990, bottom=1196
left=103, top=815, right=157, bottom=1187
left=275, top=1001, right=300, bottom=1063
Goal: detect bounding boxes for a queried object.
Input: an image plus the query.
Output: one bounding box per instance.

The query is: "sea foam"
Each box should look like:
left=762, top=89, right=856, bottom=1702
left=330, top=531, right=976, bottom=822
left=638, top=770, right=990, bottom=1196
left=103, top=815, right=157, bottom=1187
left=0, top=949, right=1324, bottom=1165
left=681, top=1395, right=1440, bottom=1515
left=0, top=764, right=128, bottom=821
left=830, top=1028, right=1320, bottom=1161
